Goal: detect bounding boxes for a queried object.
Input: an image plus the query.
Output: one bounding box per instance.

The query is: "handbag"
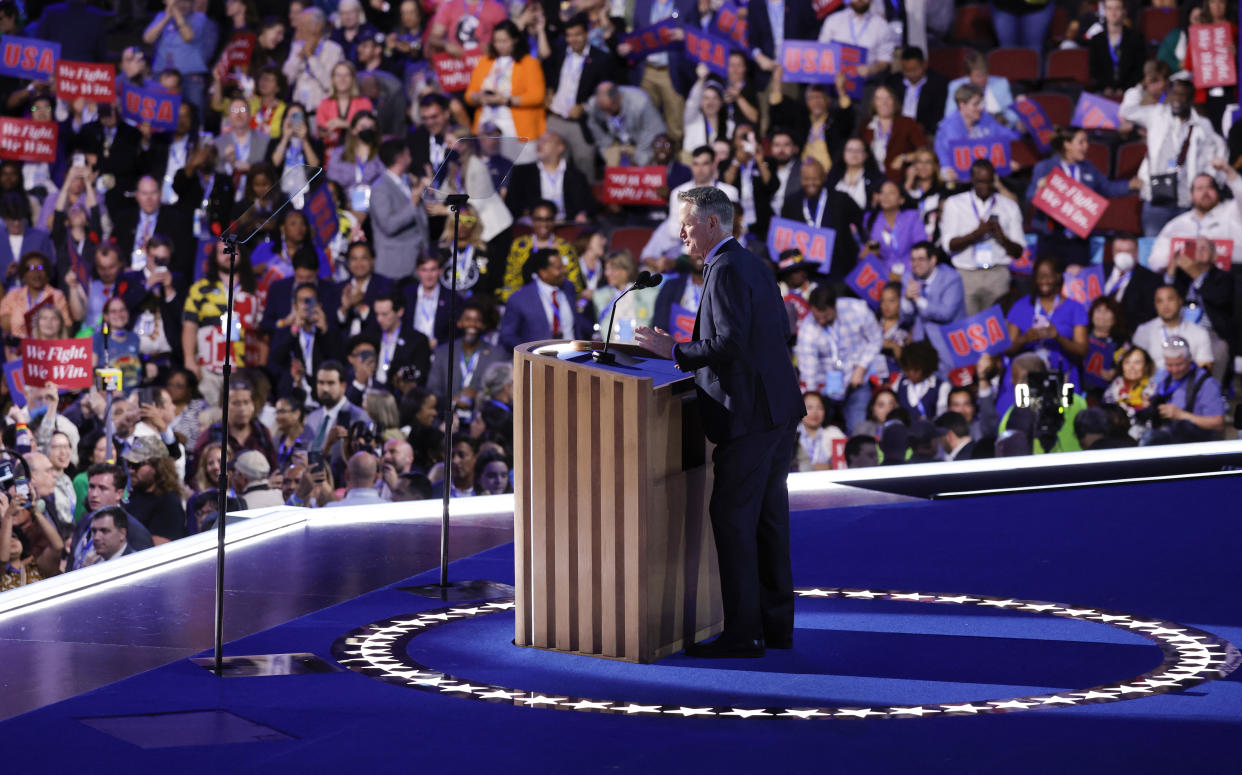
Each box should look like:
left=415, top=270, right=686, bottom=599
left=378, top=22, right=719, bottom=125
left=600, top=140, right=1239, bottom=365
left=1150, top=125, right=1194, bottom=206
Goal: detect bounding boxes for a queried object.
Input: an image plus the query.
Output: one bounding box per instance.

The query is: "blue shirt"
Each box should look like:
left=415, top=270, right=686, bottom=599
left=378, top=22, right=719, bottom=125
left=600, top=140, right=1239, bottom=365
left=1006, top=294, right=1087, bottom=385
left=933, top=111, right=1020, bottom=173
left=150, top=11, right=216, bottom=75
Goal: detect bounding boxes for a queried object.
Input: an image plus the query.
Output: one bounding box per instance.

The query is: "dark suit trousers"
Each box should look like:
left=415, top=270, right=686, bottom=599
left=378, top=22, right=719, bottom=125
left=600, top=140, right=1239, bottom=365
left=709, top=419, right=797, bottom=644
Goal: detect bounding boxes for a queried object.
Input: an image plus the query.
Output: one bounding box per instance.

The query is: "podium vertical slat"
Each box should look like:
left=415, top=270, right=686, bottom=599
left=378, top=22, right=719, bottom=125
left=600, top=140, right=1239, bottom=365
left=576, top=372, right=601, bottom=652
left=513, top=354, right=529, bottom=646
left=553, top=368, right=577, bottom=651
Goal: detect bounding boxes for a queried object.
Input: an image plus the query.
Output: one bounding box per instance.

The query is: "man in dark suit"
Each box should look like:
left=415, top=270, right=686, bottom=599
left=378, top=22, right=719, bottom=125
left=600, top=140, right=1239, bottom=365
left=541, top=13, right=614, bottom=182
left=499, top=248, right=590, bottom=349
left=172, top=144, right=236, bottom=249
left=885, top=47, right=949, bottom=136
left=363, top=291, right=432, bottom=389
left=79, top=104, right=145, bottom=215
left=936, top=411, right=977, bottom=461
left=407, top=93, right=451, bottom=180
left=260, top=246, right=322, bottom=336
left=271, top=281, right=343, bottom=399
left=746, top=0, right=818, bottom=90
left=118, top=234, right=185, bottom=367
left=326, top=241, right=395, bottom=338
left=1172, top=237, right=1236, bottom=380
left=505, top=132, right=596, bottom=222
left=1104, top=234, right=1160, bottom=329
left=110, top=176, right=193, bottom=276
left=403, top=253, right=463, bottom=347
left=636, top=187, right=804, bottom=658
left=780, top=159, right=862, bottom=283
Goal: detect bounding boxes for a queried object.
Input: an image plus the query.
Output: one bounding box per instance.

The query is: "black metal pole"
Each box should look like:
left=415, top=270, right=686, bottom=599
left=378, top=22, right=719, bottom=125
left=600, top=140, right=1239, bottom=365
left=213, top=237, right=240, bottom=675
left=439, top=196, right=467, bottom=588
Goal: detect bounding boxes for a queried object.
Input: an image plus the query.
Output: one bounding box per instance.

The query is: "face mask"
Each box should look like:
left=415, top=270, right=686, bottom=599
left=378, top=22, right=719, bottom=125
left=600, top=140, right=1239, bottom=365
left=1113, top=251, right=1135, bottom=272
left=357, top=128, right=378, bottom=146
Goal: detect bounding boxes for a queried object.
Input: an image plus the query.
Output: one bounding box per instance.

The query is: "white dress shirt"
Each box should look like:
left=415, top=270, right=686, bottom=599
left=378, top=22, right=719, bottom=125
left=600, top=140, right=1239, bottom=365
left=1149, top=177, right=1242, bottom=272
left=535, top=276, right=575, bottom=336
left=818, top=7, right=898, bottom=64
left=413, top=284, right=439, bottom=341
left=1132, top=317, right=1213, bottom=371
left=939, top=190, right=1024, bottom=271
left=550, top=48, right=587, bottom=118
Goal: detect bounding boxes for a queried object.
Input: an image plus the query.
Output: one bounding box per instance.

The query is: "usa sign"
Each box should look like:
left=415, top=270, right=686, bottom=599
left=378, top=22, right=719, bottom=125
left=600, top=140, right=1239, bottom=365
left=622, top=19, right=682, bottom=60
left=1013, top=96, right=1053, bottom=154
left=778, top=40, right=867, bottom=85
left=0, top=36, right=58, bottom=81
left=118, top=79, right=181, bottom=131
left=947, top=137, right=1012, bottom=178
left=683, top=27, right=735, bottom=79
left=1060, top=264, right=1104, bottom=305
left=941, top=304, right=1011, bottom=368
left=713, top=0, right=748, bottom=47
left=1072, top=92, right=1121, bottom=131
left=844, top=255, right=887, bottom=309
left=303, top=184, right=339, bottom=248
left=767, top=217, right=837, bottom=272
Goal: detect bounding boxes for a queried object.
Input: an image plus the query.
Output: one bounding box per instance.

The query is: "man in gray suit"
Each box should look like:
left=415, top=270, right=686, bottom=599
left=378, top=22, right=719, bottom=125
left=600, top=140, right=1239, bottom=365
left=586, top=82, right=667, bottom=166
left=900, top=240, right=966, bottom=379
left=636, top=187, right=804, bottom=658
left=370, top=138, right=431, bottom=282
left=215, top=97, right=271, bottom=183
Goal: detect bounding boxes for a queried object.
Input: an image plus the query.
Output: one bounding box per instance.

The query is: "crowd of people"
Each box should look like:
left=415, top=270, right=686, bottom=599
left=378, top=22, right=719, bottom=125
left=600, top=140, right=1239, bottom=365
left=0, top=0, right=1239, bottom=586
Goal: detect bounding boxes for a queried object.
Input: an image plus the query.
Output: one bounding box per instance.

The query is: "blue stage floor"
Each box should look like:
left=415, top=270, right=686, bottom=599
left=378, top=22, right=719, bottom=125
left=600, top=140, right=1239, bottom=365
left=2, top=478, right=1239, bottom=774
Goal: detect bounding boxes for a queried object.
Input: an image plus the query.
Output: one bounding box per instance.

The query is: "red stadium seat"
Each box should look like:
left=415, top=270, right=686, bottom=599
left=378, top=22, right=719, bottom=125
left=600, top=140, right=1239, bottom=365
left=987, top=47, right=1040, bottom=83
left=1141, top=7, right=1178, bottom=46
left=1047, top=6, right=1071, bottom=47
left=951, top=5, right=995, bottom=46
left=1093, top=194, right=1143, bottom=235
left=512, top=223, right=534, bottom=239
left=1045, top=48, right=1089, bottom=86
left=608, top=226, right=654, bottom=258
left=1114, top=140, right=1147, bottom=180
left=928, top=46, right=972, bottom=80
left=556, top=224, right=585, bottom=243
left=1086, top=141, right=1111, bottom=176
left=1010, top=139, right=1041, bottom=172
left=1028, top=92, right=1074, bottom=128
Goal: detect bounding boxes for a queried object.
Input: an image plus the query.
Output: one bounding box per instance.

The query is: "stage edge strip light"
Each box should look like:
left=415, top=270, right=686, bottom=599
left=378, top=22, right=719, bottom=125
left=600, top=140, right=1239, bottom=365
left=330, top=589, right=1241, bottom=721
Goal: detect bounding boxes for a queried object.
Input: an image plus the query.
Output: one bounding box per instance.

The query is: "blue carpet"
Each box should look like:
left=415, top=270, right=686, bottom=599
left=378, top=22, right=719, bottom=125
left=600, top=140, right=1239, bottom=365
left=3, top=477, right=1240, bottom=774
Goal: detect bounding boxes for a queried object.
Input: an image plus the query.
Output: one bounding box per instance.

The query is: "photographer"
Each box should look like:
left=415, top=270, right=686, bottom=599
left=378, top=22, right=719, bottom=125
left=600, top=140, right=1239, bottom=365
left=120, top=234, right=184, bottom=376
left=998, top=354, right=1088, bottom=455
left=0, top=485, right=61, bottom=585
left=271, top=282, right=341, bottom=400
left=1141, top=337, right=1226, bottom=443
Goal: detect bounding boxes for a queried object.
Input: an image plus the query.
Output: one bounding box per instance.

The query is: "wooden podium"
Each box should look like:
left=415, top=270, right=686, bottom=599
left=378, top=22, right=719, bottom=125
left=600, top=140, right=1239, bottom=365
left=512, top=341, right=722, bottom=663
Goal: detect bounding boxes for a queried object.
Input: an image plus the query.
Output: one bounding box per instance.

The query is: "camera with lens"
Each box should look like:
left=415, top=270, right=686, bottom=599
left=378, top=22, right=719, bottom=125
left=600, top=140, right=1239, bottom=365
left=0, top=460, right=14, bottom=489
left=1133, top=394, right=1170, bottom=427
left=1015, top=369, right=1073, bottom=450
left=349, top=420, right=380, bottom=456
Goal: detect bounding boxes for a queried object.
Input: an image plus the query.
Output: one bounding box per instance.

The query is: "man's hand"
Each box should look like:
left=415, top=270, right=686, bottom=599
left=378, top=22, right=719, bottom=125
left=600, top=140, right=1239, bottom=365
left=848, top=365, right=866, bottom=388
left=1157, top=402, right=1185, bottom=422
left=139, top=401, right=167, bottom=432
left=634, top=326, right=676, bottom=360
left=904, top=280, right=921, bottom=301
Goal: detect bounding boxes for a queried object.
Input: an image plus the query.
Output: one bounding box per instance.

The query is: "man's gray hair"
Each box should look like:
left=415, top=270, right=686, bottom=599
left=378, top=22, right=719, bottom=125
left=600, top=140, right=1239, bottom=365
left=482, top=362, right=513, bottom=397
left=678, top=187, right=733, bottom=228
left=1162, top=335, right=1190, bottom=361
left=302, top=6, right=327, bottom=29
left=954, top=82, right=983, bottom=105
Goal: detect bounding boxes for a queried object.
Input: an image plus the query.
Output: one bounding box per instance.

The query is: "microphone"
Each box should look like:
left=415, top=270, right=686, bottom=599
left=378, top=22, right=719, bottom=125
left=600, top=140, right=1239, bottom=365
left=592, top=271, right=662, bottom=365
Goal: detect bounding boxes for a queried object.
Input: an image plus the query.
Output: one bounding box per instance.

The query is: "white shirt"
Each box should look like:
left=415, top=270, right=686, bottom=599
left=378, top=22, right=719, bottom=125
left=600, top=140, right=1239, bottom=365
left=538, top=158, right=568, bottom=219
left=818, top=7, right=897, bottom=64
left=667, top=179, right=739, bottom=236
left=1132, top=317, right=1213, bottom=371
left=413, top=283, right=439, bottom=341
left=939, top=190, right=1024, bottom=271
left=772, top=161, right=795, bottom=212
left=535, top=276, right=575, bottom=336
left=385, top=169, right=413, bottom=200
left=1149, top=180, right=1242, bottom=272
left=550, top=48, right=587, bottom=118
left=901, top=76, right=925, bottom=119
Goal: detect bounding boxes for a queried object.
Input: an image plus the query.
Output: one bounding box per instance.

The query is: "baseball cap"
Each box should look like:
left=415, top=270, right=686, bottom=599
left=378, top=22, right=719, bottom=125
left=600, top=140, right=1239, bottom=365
left=122, top=435, right=169, bottom=465
left=230, top=450, right=271, bottom=480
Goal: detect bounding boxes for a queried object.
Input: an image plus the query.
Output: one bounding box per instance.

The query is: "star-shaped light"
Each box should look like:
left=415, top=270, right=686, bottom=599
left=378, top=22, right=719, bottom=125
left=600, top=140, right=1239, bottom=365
left=486, top=601, right=516, bottom=610
left=1144, top=627, right=1186, bottom=637
left=1038, top=696, right=1077, bottom=705
left=412, top=676, right=450, bottom=687
left=1073, top=690, right=1117, bottom=701
left=1114, top=684, right=1153, bottom=694
left=720, top=708, right=772, bottom=718
left=665, top=707, right=716, bottom=717
left=515, top=695, right=564, bottom=706
left=1056, top=608, right=1097, bottom=617
left=888, top=706, right=939, bottom=717
left=476, top=689, right=523, bottom=700
left=420, top=612, right=456, bottom=621
left=843, top=590, right=882, bottom=599
left=614, top=703, right=662, bottom=714
left=440, top=683, right=487, bottom=694
left=935, top=595, right=980, bottom=604
left=449, top=607, right=486, bottom=616
left=564, top=700, right=612, bottom=710
left=1124, top=620, right=1162, bottom=630
left=835, top=708, right=884, bottom=718
left=979, top=599, right=1021, bottom=608
left=1139, top=678, right=1186, bottom=688
left=1092, top=614, right=1131, bottom=623
left=389, top=618, right=429, bottom=628
left=1021, top=603, right=1058, bottom=612
left=779, top=709, right=831, bottom=719
left=990, top=699, right=1037, bottom=710
left=799, top=588, right=837, bottom=597
left=940, top=703, right=989, bottom=713
left=889, top=592, right=937, bottom=602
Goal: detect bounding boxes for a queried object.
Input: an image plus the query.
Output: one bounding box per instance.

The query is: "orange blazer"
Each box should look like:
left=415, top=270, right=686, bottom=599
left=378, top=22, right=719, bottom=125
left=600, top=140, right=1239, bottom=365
left=467, top=54, right=546, bottom=140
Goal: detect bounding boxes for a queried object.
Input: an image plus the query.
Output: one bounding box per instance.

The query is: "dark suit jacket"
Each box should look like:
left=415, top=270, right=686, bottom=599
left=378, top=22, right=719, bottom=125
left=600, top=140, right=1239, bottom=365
left=172, top=170, right=237, bottom=243
left=499, top=280, right=590, bottom=349
left=140, top=133, right=206, bottom=186
left=1107, top=262, right=1161, bottom=330
left=779, top=189, right=863, bottom=282
left=505, top=161, right=597, bottom=220
left=1088, top=26, right=1147, bottom=94
left=629, top=0, right=696, bottom=93
left=111, top=205, right=194, bottom=279
left=0, top=226, right=55, bottom=280
left=672, top=238, right=803, bottom=444
left=406, top=126, right=447, bottom=179
left=1174, top=266, right=1236, bottom=354
left=400, top=285, right=463, bottom=346
left=271, top=324, right=344, bottom=398
left=542, top=44, right=615, bottom=111
left=360, top=322, right=433, bottom=387
left=883, top=70, right=949, bottom=134
left=78, top=120, right=144, bottom=196
left=118, top=268, right=187, bottom=362
left=323, top=275, right=395, bottom=331
left=858, top=116, right=928, bottom=181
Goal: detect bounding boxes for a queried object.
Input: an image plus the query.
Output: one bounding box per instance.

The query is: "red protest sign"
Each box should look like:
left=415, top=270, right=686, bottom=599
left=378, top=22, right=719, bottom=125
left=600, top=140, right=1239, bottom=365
left=1031, top=167, right=1107, bottom=239
left=1189, top=23, right=1237, bottom=89
left=22, top=338, right=93, bottom=389
left=830, top=436, right=846, bottom=469
left=223, top=32, right=256, bottom=71
left=813, top=0, right=843, bottom=20
left=0, top=118, right=57, bottom=163
left=601, top=166, right=666, bottom=206
left=55, top=61, right=115, bottom=103
left=1170, top=237, right=1233, bottom=272
left=431, top=49, right=481, bottom=93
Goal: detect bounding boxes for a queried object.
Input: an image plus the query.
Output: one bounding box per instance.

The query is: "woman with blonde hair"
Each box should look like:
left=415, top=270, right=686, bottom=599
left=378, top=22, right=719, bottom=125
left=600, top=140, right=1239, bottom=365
left=364, top=388, right=401, bottom=435
left=590, top=250, right=656, bottom=343
left=316, top=60, right=374, bottom=148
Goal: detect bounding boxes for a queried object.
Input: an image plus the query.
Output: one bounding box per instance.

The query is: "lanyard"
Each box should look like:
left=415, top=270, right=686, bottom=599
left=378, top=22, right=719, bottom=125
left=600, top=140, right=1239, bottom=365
left=1060, top=162, right=1079, bottom=181
left=286, top=138, right=305, bottom=166
left=802, top=189, right=827, bottom=226
left=848, top=12, right=871, bottom=45
left=300, top=329, right=314, bottom=358
left=459, top=348, right=481, bottom=385
left=381, top=328, right=399, bottom=371
left=969, top=194, right=995, bottom=224
left=200, top=174, right=215, bottom=209
left=416, top=293, right=436, bottom=333
left=1107, top=34, right=1120, bottom=76
left=1033, top=295, right=1061, bottom=327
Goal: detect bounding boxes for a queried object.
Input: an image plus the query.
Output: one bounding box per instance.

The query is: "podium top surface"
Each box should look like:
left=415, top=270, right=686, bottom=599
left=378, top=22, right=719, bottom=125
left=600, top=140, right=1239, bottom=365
left=521, top=341, right=691, bottom=388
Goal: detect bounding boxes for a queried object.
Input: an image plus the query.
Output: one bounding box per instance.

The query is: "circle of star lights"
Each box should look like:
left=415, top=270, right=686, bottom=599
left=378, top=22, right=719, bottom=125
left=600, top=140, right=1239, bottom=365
left=329, top=589, right=1240, bottom=721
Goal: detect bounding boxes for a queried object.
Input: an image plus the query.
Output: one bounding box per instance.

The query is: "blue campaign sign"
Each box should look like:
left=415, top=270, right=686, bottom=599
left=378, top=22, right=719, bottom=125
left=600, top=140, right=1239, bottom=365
left=941, top=304, right=1011, bottom=368
left=622, top=19, right=683, bottom=60
left=778, top=40, right=868, bottom=93
left=947, top=137, right=1012, bottom=178
left=767, top=217, right=837, bottom=273
left=0, top=36, right=59, bottom=81
left=669, top=302, right=695, bottom=343
left=118, top=80, right=181, bottom=132
left=4, top=360, right=25, bottom=407
left=1061, top=264, right=1104, bottom=305
left=713, top=0, right=748, bottom=46
left=1013, top=96, right=1053, bottom=154
left=844, top=255, right=887, bottom=309
left=683, top=27, right=735, bottom=79
left=1072, top=92, right=1121, bottom=130
left=303, top=184, right=339, bottom=248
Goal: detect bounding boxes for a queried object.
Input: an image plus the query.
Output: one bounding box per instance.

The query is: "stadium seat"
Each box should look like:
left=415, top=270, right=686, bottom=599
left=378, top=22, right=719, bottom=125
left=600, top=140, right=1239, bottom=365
left=987, top=47, right=1040, bottom=83
left=1141, top=7, right=1178, bottom=46
left=1086, top=141, right=1111, bottom=176
left=1114, top=140, right=1147, bottom=180
left=1044, top=48, right=1089, bottom=86
left=512, top=223, right=534, bottom=239
left=1093, top=194, right=1143, bottom=235
left=1010, top=139, right=1041, bottom=171
left=928, top=46, right=972, bottom=80
left=608, top=226, right=654, bottom=258
left=1028, top=92, right=1074, bottom=128
left=951, top=5, right=995, bottom=46
left=556, top=224, right=585, bottom=243
left=1047, top=6, right=1071, bottom=47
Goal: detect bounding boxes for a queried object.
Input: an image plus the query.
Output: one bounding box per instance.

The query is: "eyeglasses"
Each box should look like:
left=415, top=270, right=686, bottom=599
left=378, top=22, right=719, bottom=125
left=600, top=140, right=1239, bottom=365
left=458, top=215, right=478, bottom=226
left=230, top=107, right=249, bottom=115
left=24, top=263, right=44, bottom=272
